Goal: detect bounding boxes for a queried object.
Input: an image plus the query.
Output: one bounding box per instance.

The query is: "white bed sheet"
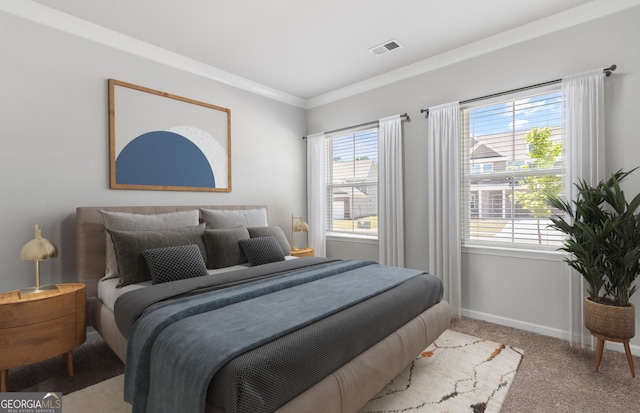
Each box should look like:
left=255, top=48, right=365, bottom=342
left=97, top=257, right=298, bottom=311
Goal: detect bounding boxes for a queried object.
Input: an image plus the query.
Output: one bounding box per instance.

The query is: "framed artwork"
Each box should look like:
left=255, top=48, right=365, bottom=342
left=108, top=79, right=231, bottom=192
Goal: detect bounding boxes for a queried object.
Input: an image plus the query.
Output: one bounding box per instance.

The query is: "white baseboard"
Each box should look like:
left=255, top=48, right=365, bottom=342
left=460, top=308, right=640, bottom=357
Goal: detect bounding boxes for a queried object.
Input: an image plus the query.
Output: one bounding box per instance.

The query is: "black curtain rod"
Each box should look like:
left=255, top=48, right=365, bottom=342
left=302, top=113, right=410, bottom=139
left=420, top=65, right=617, bottom=117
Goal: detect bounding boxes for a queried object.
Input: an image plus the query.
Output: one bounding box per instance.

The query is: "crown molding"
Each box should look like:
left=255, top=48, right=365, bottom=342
left=0, top=0, right=307, bottom=108
left=3, top=0, right=639, bottom=110
left=305, top=0, right=640, bottom=108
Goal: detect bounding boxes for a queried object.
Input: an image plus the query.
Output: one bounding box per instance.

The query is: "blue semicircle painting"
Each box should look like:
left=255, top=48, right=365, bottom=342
left=116, top=131, right=215, bottom=187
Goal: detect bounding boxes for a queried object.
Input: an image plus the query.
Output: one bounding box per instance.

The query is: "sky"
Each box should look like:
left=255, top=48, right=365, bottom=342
left=331, top=128, right=378, bottom=162
left=468, top=91, right=562, bottom=136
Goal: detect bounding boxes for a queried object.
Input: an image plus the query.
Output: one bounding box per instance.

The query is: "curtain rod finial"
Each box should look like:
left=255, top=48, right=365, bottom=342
left=605, top=64, right=617, bottom=76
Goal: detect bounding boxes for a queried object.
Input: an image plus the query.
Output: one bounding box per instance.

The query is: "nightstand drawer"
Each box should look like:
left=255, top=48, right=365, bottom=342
left=0, top=293, right=75, bottom=329
left=0, top=313, right=77, bottom=368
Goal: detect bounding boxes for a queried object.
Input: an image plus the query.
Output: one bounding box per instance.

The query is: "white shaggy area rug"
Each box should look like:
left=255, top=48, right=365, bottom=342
left=359, top=330, right=523, bottom=413
left=62, top=330, right=522, bottom=413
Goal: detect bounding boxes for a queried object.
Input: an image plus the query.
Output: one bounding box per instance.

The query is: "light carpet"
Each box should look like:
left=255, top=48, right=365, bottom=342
left=62, top=330, right=522, bottom=413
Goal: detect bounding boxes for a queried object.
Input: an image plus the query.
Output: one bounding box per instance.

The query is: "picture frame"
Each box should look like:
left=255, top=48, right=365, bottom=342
left=108, top=79, right=231, bottom=192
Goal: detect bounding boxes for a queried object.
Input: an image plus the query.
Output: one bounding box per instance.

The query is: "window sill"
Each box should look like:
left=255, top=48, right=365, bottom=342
left=462, top=243, right=563, bottom=262
left=326, top=232, right=378, bottom=245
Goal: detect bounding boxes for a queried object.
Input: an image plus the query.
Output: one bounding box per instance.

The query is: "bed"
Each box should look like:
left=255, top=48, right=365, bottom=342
left=75, top=205, right=451, bottom=413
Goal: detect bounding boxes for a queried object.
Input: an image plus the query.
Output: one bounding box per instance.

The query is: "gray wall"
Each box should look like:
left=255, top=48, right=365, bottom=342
left=307, top=7, right=640, bottom=353
left=0, top=13, right=306, bottom=292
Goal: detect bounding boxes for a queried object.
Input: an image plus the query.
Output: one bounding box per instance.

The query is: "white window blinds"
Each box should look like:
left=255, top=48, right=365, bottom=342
left=325, top=128, right=378, bottom=237
left=461, top=90, right=565, bottom=248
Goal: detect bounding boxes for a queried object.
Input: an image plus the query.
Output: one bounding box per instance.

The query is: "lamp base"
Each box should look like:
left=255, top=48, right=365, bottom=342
left=19, top=284, right=59, bottom=298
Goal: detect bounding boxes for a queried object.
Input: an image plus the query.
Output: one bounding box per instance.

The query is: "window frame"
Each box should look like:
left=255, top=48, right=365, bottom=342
left=325, top=126, right=379, bottom=240
left=460, top=86, right=566, bottom=251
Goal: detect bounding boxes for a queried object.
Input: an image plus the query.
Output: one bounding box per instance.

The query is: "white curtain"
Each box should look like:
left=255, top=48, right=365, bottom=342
left=562, top=68, right=605, bottom=346
left=306, top=132, right=327, bottom=257
left=427, top=102, right=462, bottom=317
left=378, top=115, right=404, bottom=267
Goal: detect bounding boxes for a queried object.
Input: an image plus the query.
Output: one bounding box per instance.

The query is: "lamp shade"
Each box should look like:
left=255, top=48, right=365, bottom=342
left=291, top=214, right=310, bottom=250
left=19, top=225, right=60, bottom=296
left=293, top=219, right=309, bottom=233
left=20, top=225, right=58, bottom=261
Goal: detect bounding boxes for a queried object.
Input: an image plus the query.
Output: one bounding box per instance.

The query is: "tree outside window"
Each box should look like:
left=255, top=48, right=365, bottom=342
left=512, top=127, right=563, bottom=244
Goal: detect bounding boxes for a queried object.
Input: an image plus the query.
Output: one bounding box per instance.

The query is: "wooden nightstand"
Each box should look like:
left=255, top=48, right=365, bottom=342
left=0, top=283, right=86, bottom=392
left=291, top=247, right=314, bottom=258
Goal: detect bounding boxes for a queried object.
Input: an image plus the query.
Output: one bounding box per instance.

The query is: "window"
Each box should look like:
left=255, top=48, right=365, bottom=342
left=461, top=90, right=565, bottom=248
left=325, top=128, right=378, bottom=237
left=471, top=163, right=494, bottom=174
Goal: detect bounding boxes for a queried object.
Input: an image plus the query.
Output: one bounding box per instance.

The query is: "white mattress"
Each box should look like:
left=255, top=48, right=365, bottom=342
left=98, top=257, right=298, bottom=311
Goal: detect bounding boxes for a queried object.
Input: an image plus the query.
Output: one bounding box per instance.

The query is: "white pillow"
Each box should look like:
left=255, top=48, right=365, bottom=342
left=199, top=208, right=267, bottom=229
left=99, top=209, right=199, bottom=279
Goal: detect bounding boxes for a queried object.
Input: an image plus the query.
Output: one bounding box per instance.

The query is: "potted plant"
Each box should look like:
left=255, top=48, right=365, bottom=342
left=546, top=168, right=640, bottom=340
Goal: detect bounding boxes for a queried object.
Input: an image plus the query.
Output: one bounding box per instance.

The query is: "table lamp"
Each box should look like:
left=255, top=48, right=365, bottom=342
left=20, top=224, right=59, bottom=296
left=291, top=214, right=309, bottom=250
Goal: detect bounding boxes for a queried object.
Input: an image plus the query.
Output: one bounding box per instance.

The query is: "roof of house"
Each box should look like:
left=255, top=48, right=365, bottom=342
left=331, top=159, right=376, bottom=184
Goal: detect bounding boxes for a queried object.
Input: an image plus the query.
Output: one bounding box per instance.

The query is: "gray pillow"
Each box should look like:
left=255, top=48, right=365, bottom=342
left=247, top=226, right=291, bottom=255
left=203, top=226, right=250, bottom=269
left=238, top=236, right=286, bottom=266
left=200, top=208, right=267, bottom=229
left=142, top=244, right=209, bottom=285
left=99, top=209, right=199, bottom=279
left=108, top=224, right=206, bottom=287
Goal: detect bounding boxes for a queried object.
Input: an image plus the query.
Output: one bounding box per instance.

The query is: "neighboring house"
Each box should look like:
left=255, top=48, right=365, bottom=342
left=468, top=127, right=562, bottom=220
left=469, top=139, right=509, bottom=219
left=330, top=158, right=378, bottom=221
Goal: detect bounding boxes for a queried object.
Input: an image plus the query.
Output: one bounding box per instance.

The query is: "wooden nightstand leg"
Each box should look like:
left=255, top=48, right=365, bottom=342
left=1, top=369, right=7, bottom=392
left=63, top=351, right=74, bottom=377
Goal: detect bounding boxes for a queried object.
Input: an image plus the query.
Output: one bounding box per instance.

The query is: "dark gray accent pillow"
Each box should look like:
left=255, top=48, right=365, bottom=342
left=238, top=236, right=286, bottom=266
left=142, top=244, right=209, bottom=285
left=203, top=226, right=250, bottom=269
left=200, top=208, right=267, bottom=229
left=108, top=224, right=206, bottom=288
left=247, top=226, right=291, bottom=256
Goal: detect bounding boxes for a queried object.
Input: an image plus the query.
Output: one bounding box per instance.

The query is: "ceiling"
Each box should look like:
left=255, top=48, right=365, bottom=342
left=11, top=1, right=632, bottom=106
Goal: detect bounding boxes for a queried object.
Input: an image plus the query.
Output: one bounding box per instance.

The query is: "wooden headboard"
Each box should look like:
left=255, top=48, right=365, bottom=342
left=75, top=205, right=267, bottom=299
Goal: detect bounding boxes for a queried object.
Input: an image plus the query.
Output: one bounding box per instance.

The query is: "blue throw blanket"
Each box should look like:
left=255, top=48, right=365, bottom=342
left=124, top=260, right=425, bottom=413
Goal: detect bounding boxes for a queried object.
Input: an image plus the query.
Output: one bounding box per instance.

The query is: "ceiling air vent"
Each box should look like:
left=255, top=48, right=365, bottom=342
left=369, top=39, right=403, bottom=56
